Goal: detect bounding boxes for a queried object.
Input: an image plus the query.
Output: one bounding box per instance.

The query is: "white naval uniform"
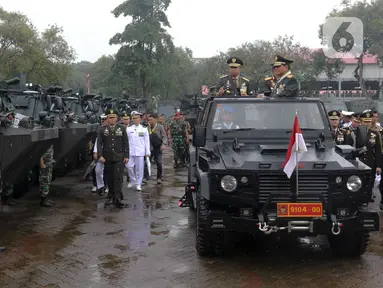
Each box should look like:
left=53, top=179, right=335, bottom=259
left=126, top=124, right=151, bottom=188
left=93, top=138, right=105, bottom=189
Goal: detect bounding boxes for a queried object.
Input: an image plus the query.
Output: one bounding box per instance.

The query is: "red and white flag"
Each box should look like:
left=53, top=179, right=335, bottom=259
left=283, top=115, right=307, bottom=178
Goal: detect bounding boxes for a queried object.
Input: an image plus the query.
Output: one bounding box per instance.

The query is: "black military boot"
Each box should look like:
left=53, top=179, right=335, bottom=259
left=98, top=187, right=107, bottom=196
left=173, top=160, right=178, bottom=168
left=105, top=198, right=115, bottom=206
left=40, top=197, right=53, bottom=207
left=115, top=198, right=127, bottom=208
left=1, top=195, right=16, bottom=206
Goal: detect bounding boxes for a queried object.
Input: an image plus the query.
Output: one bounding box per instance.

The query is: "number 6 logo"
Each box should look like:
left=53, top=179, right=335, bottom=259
left=322, top=17, right=363, bottom=58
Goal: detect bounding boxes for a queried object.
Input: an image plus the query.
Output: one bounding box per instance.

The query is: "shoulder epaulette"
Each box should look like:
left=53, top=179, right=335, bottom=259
left=241, top=76, right=249, bottom=81
left=264, top=77, right=272, bottom=80
left=220, top=75, right=227, bottom=78
left=287, top=74, right=293, bottom=79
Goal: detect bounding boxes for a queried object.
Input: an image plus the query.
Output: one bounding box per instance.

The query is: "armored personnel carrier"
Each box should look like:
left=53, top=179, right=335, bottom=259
left=179, top=96, right=379, bottom=257
left=0, top=78, right=59, bottom=193
left=11, top=85, right=94, bottom=175
left=180, top=94, right=204, bottom=128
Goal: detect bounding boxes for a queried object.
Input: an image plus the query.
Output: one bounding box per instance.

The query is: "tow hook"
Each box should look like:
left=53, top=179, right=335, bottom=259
left=331, top=222, right=343, bottom=235
left=330, top=214, right=343, bottom=235
left=258, top=222, right=287, bottom=234
left=258, top=222, right=268, bottom=232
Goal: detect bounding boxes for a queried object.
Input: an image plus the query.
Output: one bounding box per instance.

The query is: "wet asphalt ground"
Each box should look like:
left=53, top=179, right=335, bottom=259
left=0, top=150, right=382, bottom=288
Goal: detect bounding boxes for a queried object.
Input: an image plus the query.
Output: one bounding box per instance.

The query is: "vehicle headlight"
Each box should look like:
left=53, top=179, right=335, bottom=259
left=346, top=175, right=362, bottom=192
left=220, top=175, right=237, bottom=192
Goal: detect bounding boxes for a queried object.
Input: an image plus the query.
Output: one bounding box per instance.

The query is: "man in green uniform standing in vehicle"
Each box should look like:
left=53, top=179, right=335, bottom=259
left=39, top=145, right=55, bottom=207
left=215, top=57, right=252, bottom=97
left=168, top=112, right=189, bottom=168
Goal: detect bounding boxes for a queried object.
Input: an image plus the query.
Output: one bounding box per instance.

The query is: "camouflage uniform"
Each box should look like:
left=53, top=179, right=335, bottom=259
left=170, top=119, right=187, bottom=166
left=39, top=145, right=54, bottom=206
left=0, top=163, right=15, bottom=205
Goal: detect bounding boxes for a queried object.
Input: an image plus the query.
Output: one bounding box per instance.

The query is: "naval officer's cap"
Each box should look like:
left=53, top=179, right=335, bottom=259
left=131, top=111, right=142, bottom=118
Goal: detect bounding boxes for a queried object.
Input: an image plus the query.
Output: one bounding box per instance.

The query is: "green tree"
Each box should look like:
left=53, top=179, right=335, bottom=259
left=320, top=0, right=383, bottom=98
left=110, top=0, right=174, bottom=98
left=0, top=7, right=75, bottom=85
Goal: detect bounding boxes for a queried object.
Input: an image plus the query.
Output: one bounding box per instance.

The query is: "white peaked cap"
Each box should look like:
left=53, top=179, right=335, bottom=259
left=341, top=111, right=354, bottom=116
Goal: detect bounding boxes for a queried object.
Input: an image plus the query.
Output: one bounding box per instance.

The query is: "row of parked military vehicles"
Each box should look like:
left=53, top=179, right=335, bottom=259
left=180, top=95, right=380, bottom=258
left=0, top=77, right=147, bottom=197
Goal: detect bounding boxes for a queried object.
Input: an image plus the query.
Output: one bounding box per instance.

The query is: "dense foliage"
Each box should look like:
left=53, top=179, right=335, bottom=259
left=1, top=0, right=382, bottom=99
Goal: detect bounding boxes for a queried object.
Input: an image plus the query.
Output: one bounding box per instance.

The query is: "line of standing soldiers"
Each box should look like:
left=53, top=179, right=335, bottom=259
left=215, top=55, right=300, bottom=98
left=328, top=109, right=383, bottom=210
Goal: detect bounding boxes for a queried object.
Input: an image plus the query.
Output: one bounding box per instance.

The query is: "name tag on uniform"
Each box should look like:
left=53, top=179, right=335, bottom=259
left=139, top=132, right=144, bottom=137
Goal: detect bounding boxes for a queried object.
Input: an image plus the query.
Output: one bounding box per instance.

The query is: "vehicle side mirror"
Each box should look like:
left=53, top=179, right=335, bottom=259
left=193, top=125, right=206, bottom=147
left=355, top=125, right=368, bottom=148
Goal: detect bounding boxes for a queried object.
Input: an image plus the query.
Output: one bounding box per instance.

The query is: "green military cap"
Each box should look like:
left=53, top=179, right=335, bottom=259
left=227, top=57, right=243, bottom=68
left=359, top=111, right=372, bottom=122
left=271, top=55, right=294, bottom=67
left=328, top=110, right=341, bottom=120
left=121, top=111, right=130, bottom=119
left=105, top=109, right=117, bottom=117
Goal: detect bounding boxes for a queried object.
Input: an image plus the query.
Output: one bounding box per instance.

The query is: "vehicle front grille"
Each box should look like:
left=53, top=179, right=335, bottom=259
left=258, top=173, right=329, bottom=203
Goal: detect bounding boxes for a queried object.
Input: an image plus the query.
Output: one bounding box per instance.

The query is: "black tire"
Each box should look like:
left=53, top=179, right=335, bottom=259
left=195, top=189, right=226, bottom=256
left=328, top=231, right=370, bottom=258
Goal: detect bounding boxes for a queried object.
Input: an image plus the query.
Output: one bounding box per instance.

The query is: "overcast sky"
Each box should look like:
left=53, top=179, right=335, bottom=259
left=1, top=0, right=345, bottom=62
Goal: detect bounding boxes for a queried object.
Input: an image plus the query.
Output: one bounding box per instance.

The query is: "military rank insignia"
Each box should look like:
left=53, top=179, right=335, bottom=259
left=333, top=111, right=337, bottom=116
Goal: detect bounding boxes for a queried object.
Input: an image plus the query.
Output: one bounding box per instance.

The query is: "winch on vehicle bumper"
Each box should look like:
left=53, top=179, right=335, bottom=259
left=206, top=208, right=380, bottom=235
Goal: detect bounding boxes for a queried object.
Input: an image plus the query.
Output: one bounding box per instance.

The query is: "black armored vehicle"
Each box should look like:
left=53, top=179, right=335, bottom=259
left=179, top=96, right=379, bottom=257
left=0, top=78, right=59, bottom=193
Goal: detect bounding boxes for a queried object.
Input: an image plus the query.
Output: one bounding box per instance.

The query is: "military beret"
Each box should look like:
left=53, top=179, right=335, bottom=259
left=328, top=110, right=340, bottom=120
left=359, top=111, right=372, bottom=122
left=271, top=55, right=294, bottom=67
left=227, top=57, right=243, bottom=67
left=105, top=109, right=117, bottom=117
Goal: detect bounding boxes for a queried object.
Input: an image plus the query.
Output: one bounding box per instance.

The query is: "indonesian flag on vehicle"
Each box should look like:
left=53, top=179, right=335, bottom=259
left=283, top=115, right=307, bottom=178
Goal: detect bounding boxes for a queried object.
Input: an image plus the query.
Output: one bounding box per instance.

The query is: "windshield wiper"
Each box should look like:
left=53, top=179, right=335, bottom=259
left=285, top=128, right=317, bottom=133
left=222, top=128, right=256, bottom=134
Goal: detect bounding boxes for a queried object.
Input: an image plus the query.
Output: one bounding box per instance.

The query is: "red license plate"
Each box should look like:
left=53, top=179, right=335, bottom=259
left=277, top=203, right=323, bottom=217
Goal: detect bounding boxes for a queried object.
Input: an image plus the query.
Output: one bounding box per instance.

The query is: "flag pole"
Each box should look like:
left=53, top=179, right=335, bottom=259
left=296, top=110, right=299, bottom=196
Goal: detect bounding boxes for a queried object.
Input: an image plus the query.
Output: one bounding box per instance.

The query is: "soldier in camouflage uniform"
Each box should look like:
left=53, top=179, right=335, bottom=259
left=0, top=161, right=16, bottom=206
left=39, top=145, right=55, bottom=207
left=168, top=112, right=189, bottom=168
left=180, top=114, right=191, bottom=165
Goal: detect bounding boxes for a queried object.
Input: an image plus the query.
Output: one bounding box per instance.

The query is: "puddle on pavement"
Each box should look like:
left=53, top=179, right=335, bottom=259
left=0, top=210, right=92, bottom=270
left=173, top=263, right=190, bottom=273
left=106, top=229, right=124, bottom=236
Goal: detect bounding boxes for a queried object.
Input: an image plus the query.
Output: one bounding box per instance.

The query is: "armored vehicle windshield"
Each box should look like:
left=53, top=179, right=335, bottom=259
left=207, top=99, right=331, bottom=139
